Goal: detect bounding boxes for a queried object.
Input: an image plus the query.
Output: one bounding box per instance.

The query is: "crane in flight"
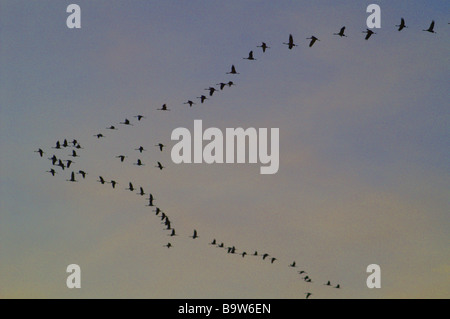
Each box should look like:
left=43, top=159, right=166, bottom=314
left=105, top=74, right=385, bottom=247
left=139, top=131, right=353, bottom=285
left=307, top=36, right=320, bottom=47
left=257, top=42, right=270, bottom=52
left=283, top=34, right=297, bottom=49
left=363, top=29, right=376, bottom=40
left=226, top=65, right=239, bottom=75
left=423, top=20, right=436, bottom=33
left=243, top=51, right=256, bottom=60
left=334, top=26, right=347, bottom=37
left=396, top=18, right=408, bottom=31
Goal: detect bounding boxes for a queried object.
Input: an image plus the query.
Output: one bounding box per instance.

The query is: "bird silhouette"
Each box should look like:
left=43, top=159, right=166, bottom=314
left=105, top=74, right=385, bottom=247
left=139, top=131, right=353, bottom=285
left=137, top=187, right=146, bottom=196
left=46, top=169, right=57, bottom=176
left=227, top=81, right=235, bottom=87
left=155, top=143, right=164, bottom=151
left=126, top=182, right=134, bottom=192
left=158, top=104, right=170, bottom=111
left=262, top=253, right=269, bottom=260
left=57, top=160, right=65, bottom=170
left=226, top=65, right=239, bottom=74
left=164, top=243, right=172, bottom=248
left=49, top=155, right=57, bottom=165
left=106, top=126, right=118, bottom=130
left=109, top=180, right=117, bottom=189
left=197, top=95, right=208, bottom=103
left=210, top=239, right=217, bottom=245
left=120, top=118, right=133, bottom=125
left=97, top=176, right=106, bottom=185
left=396, top=18, right=408, bottom=31
left=205, top=87, right=218, bottom=96
left=334, top=26, right=347, bottom=37
left=191, top=229, right=198, bottom=239
left=62, top=139, right=69, bottom=147
left=116, top=155, right=127, bottom=162
left=241, top=252, right=247, bottom=258
left=169, top=229, right=177, bottom=237
left=77, top=170, right=86, bottom=179
left=423, top=20, right=436, bottom=33
left=66, top=171, right=77, bottom=182
left=134, top=115, right=146, bottom=121
left=363, top=29, right=376, bottom=40
left=243, top=51, right=256, bottom=60
left=184, top=100, right=196, bottom=107
left=135, top=146, right=146, bottom=153
left=134, top=159, right=144, bottom=166
left=69, top=150, right=79, bottom=157
left=216, top=83, right=227, bottom=90
left=257, top=42, right=270, bottom=52
left=334, top=284, right=341, bottom=289
left=283, top=34, right=297, bottom=49
left=324, top=281, right=332, bottom=286
left=147, top=194, right=155, bottom=207
left=289, top=261, right=297, bottom=268
left=156, top=162, right=164, bottom=170
left=305, top=293, right=312, bottom=299
left=270, top=257, right=277, bottom=264
left=65, top=160, right=74, bottom=168
left=307, top=36, right=320, bottom=47
left=35, top=148, right=45, bottom=157
left=94, top=133, right=104, bottom=139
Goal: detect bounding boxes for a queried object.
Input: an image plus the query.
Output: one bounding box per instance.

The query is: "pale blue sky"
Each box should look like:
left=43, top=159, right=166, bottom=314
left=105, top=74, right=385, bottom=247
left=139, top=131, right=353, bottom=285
left=1, top=0, right=449, bottom=298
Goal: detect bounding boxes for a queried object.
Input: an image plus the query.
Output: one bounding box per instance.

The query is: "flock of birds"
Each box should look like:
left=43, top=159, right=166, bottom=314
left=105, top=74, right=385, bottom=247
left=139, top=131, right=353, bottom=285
left=34, top=18, right=442, bottom=299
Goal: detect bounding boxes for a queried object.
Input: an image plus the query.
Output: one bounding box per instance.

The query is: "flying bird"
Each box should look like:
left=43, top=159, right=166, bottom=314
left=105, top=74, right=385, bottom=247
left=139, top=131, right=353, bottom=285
left=97, top=176, right=106, bottom=185
left=106, top=126, right=118, bottom=130
left=120, top=118, right=133, bottom=125
left=147, top=194, right=155, bottom=207
left=65, top=160, right=74, bottom=168
left=305, top=293, right=312, bottom=299
left=158, top=104, right=170, bottom=111
left=137, top=187, right=146, bottom=196
left=289, top=261, right=297, bottom=268
left=134, top=115, right=146, bottom=121
left=66, top=171, right=77, bottom=182
left=226, top=65, right=239, bottom=74
left=69, top=150, right=79, bottom=157
left=306, top=36, right=320, bottom=47
left=209, top=239, right=217, bottom=245
left=334, top=26, right=348, bottom=37
left=191, top=229, right=198, bottom=239
left=197, top=95, right=208, bottom=103
left=134, top=159, right=144, bottom=166
left=155, top=143, right=164, bottom=151
left=116, top=155, right=127, bottom=162
left=257, top=42, right=270, bottom=52
left=156, top=162, right=164, bottom=170
left=216, top=83, right=227, bottom=90
left=283, top=34, right=297, bottom=49
left=62, top=139, right=69, bottom=147
left=262, top=253, right=269, bottom=260
left=184, top=100, right=196, bottom=107
left=35, top=148, right=45, bottom=157
left=396, top=18, right=408, bottom=31
left=363, top=29, right=376, bottom=40
left=109, top=180, right=117, bottom=189
left=135, top=146, right=146, bottom=153
left=423, top=20, right=436, bottom=33
left=52, top=141, right=61, bottom=149
left=164, top=243, right=172, bottom=249
left=46, top=169, right=57, bottom=176
left=205, top=87, right=218, bottom=96
left=126, top=182, right=135, bottom=192
left=169, top=229, right=177, bottom=237
left=77, top=170, right=87, bottom=179
left=270, top=257, right=277, bottom=264
left=243, top=51, right=256, bottom=60
left=94, top=133, right=104, bottom=139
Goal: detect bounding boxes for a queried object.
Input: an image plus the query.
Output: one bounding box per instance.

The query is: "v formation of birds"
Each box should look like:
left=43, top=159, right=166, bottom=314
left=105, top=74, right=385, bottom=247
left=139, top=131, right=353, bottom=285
left=34, top=19, right=439, bottom=298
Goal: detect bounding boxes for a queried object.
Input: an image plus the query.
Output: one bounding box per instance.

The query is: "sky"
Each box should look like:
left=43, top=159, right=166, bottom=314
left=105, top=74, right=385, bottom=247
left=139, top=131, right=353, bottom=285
left=0, top=0, right=449, bottom=299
